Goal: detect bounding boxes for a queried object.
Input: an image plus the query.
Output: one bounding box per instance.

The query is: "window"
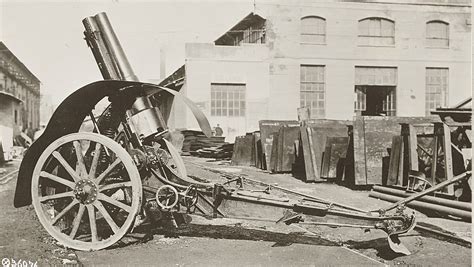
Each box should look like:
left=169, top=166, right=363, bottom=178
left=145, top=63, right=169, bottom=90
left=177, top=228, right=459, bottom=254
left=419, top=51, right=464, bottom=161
left=232, top=26, right=266, bottom=46
left=426, top=21, right=449, bottom=48
left=301, top=16, right=326, bottom=44
left=426, top=68, right=448, bottom=115
left=211, top=83, right=246, bottom=117
left=358, top=17, right=395, bottom=46
left=300, top=65, right=325, bottom=118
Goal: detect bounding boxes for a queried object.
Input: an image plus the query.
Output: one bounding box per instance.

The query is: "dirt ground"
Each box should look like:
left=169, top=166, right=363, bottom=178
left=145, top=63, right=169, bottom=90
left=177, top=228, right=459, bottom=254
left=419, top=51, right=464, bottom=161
left=0, top=156, right=471, bottom=266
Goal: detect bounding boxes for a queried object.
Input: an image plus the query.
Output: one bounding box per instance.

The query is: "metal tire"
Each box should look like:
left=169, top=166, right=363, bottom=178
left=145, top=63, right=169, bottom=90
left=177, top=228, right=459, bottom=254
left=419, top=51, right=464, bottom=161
left=31, top=132, right=142, bottom=251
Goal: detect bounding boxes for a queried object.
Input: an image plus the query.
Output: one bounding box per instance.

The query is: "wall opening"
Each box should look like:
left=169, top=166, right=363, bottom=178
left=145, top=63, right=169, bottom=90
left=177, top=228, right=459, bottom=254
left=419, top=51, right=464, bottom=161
left=355, top=86, right=396, bottom=116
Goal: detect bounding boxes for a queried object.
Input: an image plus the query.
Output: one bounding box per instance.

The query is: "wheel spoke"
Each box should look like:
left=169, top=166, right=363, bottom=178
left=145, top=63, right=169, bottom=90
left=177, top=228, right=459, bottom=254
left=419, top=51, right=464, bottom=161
left=50, top=199, right=79, bottom=225
left=40, top=171, right=75, bottom=189
left=99, top=181, right=132, bottom=192
left=69, top=204, right=85, bottom=239
left=52, top=151, right=81, bottom=182
left=88, top=142, right=102, bottom=179
left=98, top=193, right=132, bottom=213
left=73, top=141, right=87, bottom=177
left=94, top=201, right=119, bottom=234
left=87, top=204, right=98, bottom=242
left=40, top=191, right=74, bottom=202
left=95, top=158, right=122, bottom=185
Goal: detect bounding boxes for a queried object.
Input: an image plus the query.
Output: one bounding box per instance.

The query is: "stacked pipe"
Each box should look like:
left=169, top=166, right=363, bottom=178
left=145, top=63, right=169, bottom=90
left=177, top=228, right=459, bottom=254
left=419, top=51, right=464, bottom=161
left=369, top=185, right=471, bottom=221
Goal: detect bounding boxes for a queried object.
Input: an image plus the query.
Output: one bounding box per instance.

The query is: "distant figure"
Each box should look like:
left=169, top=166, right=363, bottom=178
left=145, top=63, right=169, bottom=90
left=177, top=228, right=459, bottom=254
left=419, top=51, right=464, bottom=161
left=215, top=124, right=223, bottom=137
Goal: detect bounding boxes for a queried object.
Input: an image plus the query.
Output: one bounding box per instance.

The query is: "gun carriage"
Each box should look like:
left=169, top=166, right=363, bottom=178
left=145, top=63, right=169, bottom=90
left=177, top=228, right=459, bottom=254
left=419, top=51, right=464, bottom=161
left=13, top=12, right=438, bottom=254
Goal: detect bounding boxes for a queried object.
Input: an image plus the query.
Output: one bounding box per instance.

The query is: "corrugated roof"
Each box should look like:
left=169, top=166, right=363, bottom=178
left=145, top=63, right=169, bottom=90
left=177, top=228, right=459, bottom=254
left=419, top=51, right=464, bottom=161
left=0, top=42, right=41, bottom=84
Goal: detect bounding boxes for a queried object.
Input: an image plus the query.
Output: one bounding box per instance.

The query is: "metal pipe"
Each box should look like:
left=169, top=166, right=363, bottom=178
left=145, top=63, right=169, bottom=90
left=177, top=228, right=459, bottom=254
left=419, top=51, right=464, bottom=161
left=84, top=12, right=168, bottom=139
left=82, top=16, right=121, bottom=80
left=299, top=221, right=376, bottom=229
left=372, top=185, right=471, bottom=211
left=378, top=171, right=471, bottom=213
left=369, top=191, right=471, bottom=220
left=92, top=12, right=154, bottom=114
left=93, top=12, right=138, bottom=81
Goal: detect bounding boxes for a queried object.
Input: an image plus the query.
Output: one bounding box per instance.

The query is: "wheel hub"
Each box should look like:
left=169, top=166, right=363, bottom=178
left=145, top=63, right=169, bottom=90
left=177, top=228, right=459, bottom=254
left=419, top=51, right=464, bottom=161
left=74, top=179, right=98, bottom=204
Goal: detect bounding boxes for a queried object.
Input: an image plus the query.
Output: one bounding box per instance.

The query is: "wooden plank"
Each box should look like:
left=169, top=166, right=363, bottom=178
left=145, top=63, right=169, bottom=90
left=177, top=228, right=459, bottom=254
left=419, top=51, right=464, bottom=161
left=269, top=132, right=279, bottom=173
left=387, top=135, right=402, bottom=186
left=299, top=125, right=315, bottom=182
left=259, top=120, right=299, bottom=170
left=441, top=123, right=454, bottom=195
left=353, top=116, right=367, bottom=185
left=321, top=137, right=348, bottom=179
left=306, top=127, right=318, bottom=180
left=253, top=132, right=262, bottom=168
left=408, top=124, right=419, bottom=172
left=279, top=126, right=300, bottom=172
left=343, top=126, right=354, bottom=185
left=292, top=136, right=306, bottom=179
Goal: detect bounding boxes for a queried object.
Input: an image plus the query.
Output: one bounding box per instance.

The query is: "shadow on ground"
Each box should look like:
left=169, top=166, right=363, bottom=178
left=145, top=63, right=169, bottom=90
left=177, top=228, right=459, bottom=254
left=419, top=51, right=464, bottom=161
left=110, top=220, right=410, bottom=261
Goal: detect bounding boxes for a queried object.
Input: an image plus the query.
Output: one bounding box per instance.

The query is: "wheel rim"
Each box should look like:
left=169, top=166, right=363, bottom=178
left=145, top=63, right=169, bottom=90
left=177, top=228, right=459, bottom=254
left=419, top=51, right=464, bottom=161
left=155, top=185, right=178, bottom=210
left=31, top=132, right=142, bottom=251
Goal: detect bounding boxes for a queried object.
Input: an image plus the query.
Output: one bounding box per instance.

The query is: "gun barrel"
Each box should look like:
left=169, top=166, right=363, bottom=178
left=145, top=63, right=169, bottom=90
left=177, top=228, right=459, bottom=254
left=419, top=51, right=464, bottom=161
left=82, top=16, right=121, bottom=80
left=83, top=12, right=167, bottom=139
left=93, top=12, right=139, bottom=81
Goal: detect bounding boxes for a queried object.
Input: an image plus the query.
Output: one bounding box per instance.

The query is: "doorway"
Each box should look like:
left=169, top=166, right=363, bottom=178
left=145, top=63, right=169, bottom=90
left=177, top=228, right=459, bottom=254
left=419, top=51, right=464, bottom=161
left=354, top=85, right=396, bottom=116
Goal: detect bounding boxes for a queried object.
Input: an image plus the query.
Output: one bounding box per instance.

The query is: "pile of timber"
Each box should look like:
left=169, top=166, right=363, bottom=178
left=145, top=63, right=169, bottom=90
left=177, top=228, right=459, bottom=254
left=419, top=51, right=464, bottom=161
left=370, top=185, right=471, bottom=221
left=180, top=130, right=228, bottom=158
left=195, top=143, right=233, bottom=159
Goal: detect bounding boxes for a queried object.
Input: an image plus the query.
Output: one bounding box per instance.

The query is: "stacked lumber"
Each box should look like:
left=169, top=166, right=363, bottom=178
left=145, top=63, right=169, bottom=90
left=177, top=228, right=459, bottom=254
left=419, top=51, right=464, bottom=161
left=181, top=130, right=203, bottom=153
left=195, top=143, right=233, bottom=159
left=180, top=130, right=227, bottom=158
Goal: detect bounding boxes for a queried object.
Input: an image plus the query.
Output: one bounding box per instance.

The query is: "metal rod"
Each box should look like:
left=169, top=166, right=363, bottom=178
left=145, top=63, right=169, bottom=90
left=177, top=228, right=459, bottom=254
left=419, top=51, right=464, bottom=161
left=242, top=176, right=368, bottom=214
left=372, top=185, right=471, bottom=211
left=369, top=191, right=471, bottom=220
left=377, top=171, right=471, bottom=213
left=298, top=221, right=376, bottom=229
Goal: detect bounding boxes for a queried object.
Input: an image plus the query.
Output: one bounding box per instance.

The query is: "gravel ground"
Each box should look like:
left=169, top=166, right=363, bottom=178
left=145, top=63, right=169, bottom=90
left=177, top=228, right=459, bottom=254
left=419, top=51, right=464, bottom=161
left=1, top=157, right=471, bottom=266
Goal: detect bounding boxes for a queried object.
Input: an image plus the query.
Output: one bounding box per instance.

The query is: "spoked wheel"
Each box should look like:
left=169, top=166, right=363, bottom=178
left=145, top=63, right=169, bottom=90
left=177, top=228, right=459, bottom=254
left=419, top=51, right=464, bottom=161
left=31, top=132, right=142, bottom=251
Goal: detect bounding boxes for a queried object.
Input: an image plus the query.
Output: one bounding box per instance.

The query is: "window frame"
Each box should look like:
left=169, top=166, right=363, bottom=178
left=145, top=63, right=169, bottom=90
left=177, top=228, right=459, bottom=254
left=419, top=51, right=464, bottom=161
left=357, top=17, right=395, bottom=47
left=300, top=65, right=326, bottom=118
left=210, top=83, right=246, bottom=117
left=300, top=16, right=327, bottom=45
left=426, top=20, right=449, bottom=48
left=425, top=67, right=449, bottom=115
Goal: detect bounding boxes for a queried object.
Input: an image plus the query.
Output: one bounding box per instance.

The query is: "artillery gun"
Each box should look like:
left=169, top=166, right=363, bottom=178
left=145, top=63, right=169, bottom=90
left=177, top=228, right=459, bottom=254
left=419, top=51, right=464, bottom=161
left=13, top=12, right=427, bottom=254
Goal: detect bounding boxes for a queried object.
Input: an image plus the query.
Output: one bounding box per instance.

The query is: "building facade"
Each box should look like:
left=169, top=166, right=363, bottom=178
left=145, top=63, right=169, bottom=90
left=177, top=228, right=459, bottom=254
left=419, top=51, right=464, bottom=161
left=163, top=0, right=472, bottom=142
left=0, top=42, right=41, bottom=158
